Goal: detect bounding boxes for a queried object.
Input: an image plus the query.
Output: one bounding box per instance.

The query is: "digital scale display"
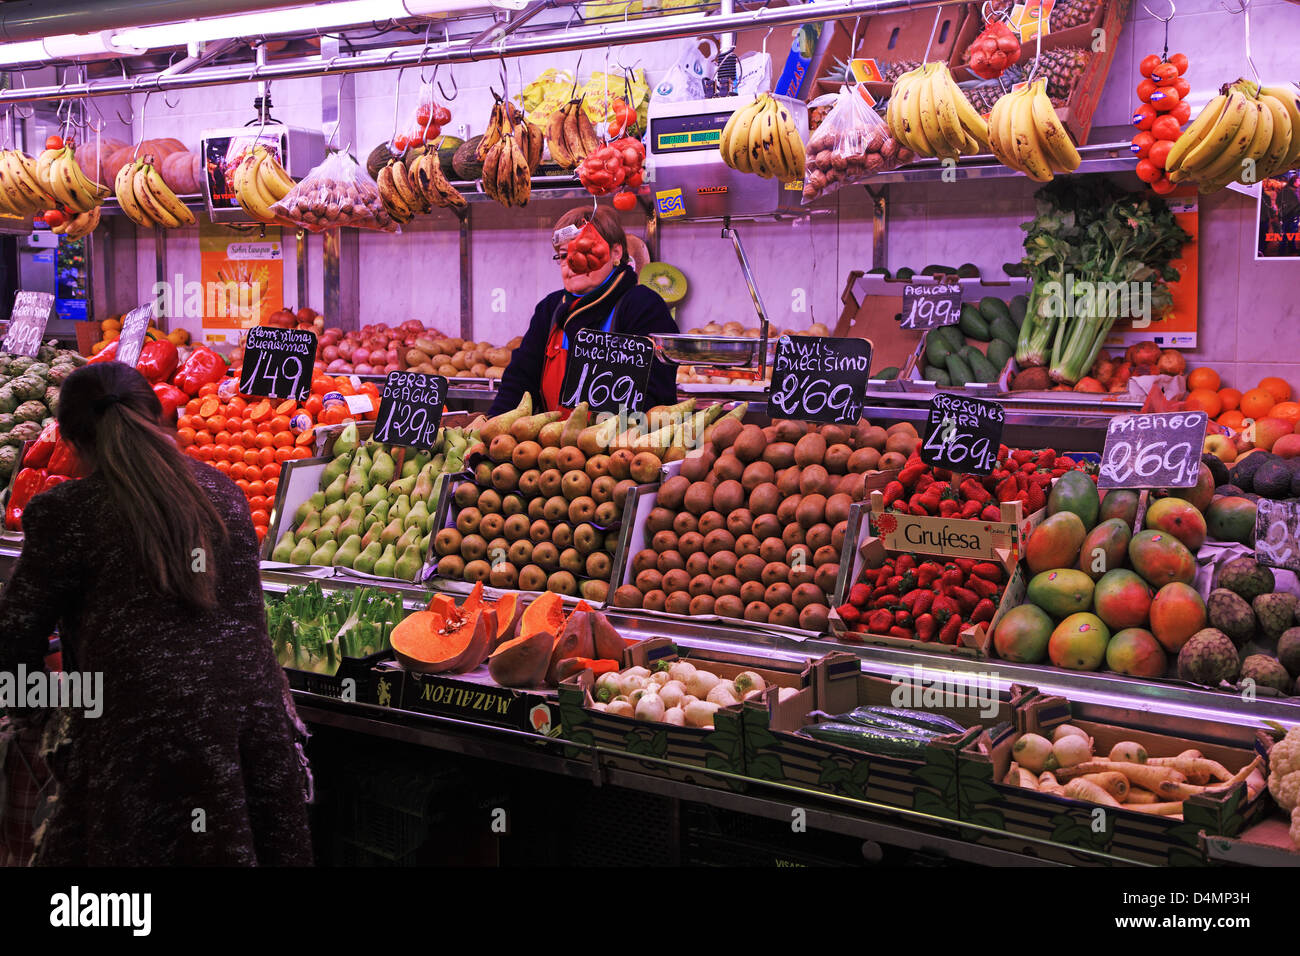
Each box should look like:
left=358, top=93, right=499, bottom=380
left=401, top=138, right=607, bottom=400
left=650, top=112, right=731, bottom=154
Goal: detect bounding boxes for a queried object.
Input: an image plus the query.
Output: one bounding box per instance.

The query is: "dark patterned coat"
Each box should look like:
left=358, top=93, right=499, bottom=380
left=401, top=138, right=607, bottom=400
left=0, top=460, right=312, bottom=865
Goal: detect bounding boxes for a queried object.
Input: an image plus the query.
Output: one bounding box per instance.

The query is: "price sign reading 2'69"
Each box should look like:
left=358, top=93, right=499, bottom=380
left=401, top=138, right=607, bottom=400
left=1098, top=410, right=1208, bottom=490
left=920, top=393, right=1005, bottom=476
left=767, top=334, right=872, bottom=425
left=560, top=328, right=654, bottom=414
left=238, top=327, right=318, bottom=401
left=374, top=372, right=448, bottom=448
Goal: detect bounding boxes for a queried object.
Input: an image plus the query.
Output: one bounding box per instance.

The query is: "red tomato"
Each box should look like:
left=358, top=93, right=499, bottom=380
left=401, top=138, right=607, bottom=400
left=612, top=191, right=637, bottom=211
left=1150, top=115, right=1182, bottom=141
left=1148, top=139, right=1174, bottom=169
left=1169, top=52, right=1188, bottom=76
left=43, top=209, right=66, bottom=227
left=1150, top=176, right=1176, bottom=195
left=45, top=135, right=64, bottom=151
left=1131, top=131, right=1155, bottom=158
left=416, top=103, right=432, bottom=126
left=1136, top=78, right=1157, bottom=103
left=1170, top=101, right=1191, bottom=125
left=393, top=134, right=409, bottom=151
left=1139, top=54, right=1162, bottom=77
left=422, top=122, right=442, bottom=142
left=434, top=105, right=451, bottom=126
left=1132, top=104, right=1156, bottom=130
left=1150, top=86, right=1180, bottom=112
left=1135, top=158, right=1162, bottom=183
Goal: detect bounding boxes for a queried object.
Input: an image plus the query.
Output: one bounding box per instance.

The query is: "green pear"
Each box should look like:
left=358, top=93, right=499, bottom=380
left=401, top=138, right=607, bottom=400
left=333, top=534, right=362, bottom=569
left=344, top=465, right=369, bottom=498
left=418, top=531, right=431, bottom=553
left=429, top=452, right=446, bottom=473
left=394, top=494, right=411, bottom=524
left=353, top=540, right=382, bottom=574
left=321, top=499, right=346, bottom=523
left=396, top=527, right=420, bottom=553
left=369, top=449, right=396, bottom=486
left=322, top=450, right=353, bottom=485
left=289, top=537, right=315, bottom=564
left=362, top=482, right=388, bottom=509
left=296, top=512, right=321, bottom=538
left=309, top=539, right=338, bottom=566
left=379, top=517, right=405, bottom=547
left=344, top=492, right=364, bottom=513
left=388, top=474, right=416, bottom=497
left=294, top=492, right=325, bottom=525
left=338, top=506, right=365, bottom=540
left=323, top=471, right=346, bottom=504
left=413, top=464, right=436, bottom=502
left=333, top=422, right=360, bottom=456
left=270, top=531, right=296, bottom=563
left=405, top=500, right=431, bottom=534
left=394, top=544, right=423, bottom=581
left=373, top=543, right=398, bottom=578
left=313, top=514, right=342, bottom=547
left=365, top=499, right=389, bottom=531
left=402, top=450, right=431, bottom=478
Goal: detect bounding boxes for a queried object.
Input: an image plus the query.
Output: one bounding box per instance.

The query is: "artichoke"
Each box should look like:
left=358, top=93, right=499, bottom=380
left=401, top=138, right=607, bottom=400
left=13, top=400, right=46, bottom=423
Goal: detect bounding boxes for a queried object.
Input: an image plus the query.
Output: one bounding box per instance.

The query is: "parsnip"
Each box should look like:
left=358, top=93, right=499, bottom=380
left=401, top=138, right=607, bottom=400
left=1147, top=756, right=1231, bottom=784
left=1063, top=777, right=1121, bottom=807
left=1038, top=771, right=1064, bottom=795
left=1125, top=787, right=1158, bottom=805
left=1124, top=801, right=1185, bottom=816
left=1081, top=771, right=1129, bottom=801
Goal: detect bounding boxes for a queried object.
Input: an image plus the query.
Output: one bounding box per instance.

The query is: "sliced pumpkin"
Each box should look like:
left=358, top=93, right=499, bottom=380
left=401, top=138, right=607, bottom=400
left=590, top=610, right=626, bottom=661
left=488, top=629, right=553, bottom=688
left=519, top=591, right=565, bottom=643
left=547, top=610, right=595, bottom=687
left=462, top=580, right=485, bottom=614
left=392, top=601, right=495, bottom=674
left=427, top=593, right=457, bottom=618
left=490, top=593, right=522, bottom=648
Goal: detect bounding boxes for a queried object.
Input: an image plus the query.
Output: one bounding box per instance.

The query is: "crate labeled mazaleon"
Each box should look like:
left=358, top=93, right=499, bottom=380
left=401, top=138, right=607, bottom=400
left=919, top=393, right=1005, bottom=476
left=2, top=292, right=55, bottom=358
left=238, top=327, right=319, bottom=401
left=1098, top=410, right=1207, bottom=490
left=373, top=371, right=448, bottom=448
left=766, top=334, right=872, bottom=426
left=899, top=282, right=962, bottom=331
left=559, top=328, right=654, bottom=415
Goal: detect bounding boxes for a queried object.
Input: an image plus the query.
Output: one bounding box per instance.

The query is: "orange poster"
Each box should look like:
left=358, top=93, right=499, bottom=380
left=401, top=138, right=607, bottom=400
left=1105, top=187, right=1199, bottom=350
left=198, top=221, right=284, bottom=344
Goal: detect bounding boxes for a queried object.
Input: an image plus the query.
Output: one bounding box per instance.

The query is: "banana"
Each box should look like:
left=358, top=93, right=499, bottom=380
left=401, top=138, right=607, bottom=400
left=1009, top=87, right=1053, bottom=181
left=0, top=153, right=35, bottom=216
left=720, top=96, right=763, bottom=169
left=115, top=159, right=152, bottom=226
left=133, top=163, right=180, bottom=228
left=746, top=97, right=774, bottom=178
left=5, top=151, right=51, bottom=211
left=758, top=98, right=785, bottom=178
left=1260, top=83, right=1300, bottom=172
left=547, top=107, right=575, bottom=168
left=255, top=148, right=295, bottom=200
left=927, top=65, right=967, bottom=157
left=36, top=148, right=59, bottom=194
left=900, top=69, right=930, bottom=155
left=774, top=104, right=806, bottom=179
left=1179, top=90, right=1250, bottom=175
left=914, top=65, right=949, bottom=157
left=1195, top=96, right=1259, bottom=184
left=1241, top=95, right=1276, bottom=182
left=1255, top=93, right=1293, bottom=178
left=511, top=141, right=532, bottom=206
left=945, top=70, right=991, bottom=150
left=575, top=107, right=599, bottom=159
left=234, top=153, right=276, bottom=223
left=44, top=150, right=81, bottom=211
left=477, top=100, right=506, bottom=160
left=64, top=205, right=101, bottom=240
left=390, top=159, right=425, bottom=212
left=426, top=158, right=467, bottom=209
left=18, top=152, right=57, bottom=208
left=1164, top=93, right=1228, bottom=172
left=1029, top=79, right=1080, bottom=172
left=143, top=161, right=195, bottom=225
left=55, top=147, right=104, bottom=213
left=377, top=164, right=414, bottom=221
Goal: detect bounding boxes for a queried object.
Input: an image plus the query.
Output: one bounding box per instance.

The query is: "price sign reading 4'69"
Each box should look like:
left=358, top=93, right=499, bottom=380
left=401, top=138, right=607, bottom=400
left=1255, top=498, right=1300, bottom=574
left=920, top=393, right=1005, bottom=476
left=2, top=291, right=55, bottom=358
left=238, top=327, right=318, bottom=401
left=899, top=283, right=963, bottom=331
left=1098, top=410, right=1208, bottom=490
left=767, top=334, right=872, bottom=425
left=560, top=328, right=654, bottom=414
left=373, top=372, right=448, bottom=448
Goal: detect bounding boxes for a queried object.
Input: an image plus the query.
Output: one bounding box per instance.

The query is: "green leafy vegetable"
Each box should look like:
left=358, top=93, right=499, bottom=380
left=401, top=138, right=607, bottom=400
left=267, top=583, right=407, bottom=674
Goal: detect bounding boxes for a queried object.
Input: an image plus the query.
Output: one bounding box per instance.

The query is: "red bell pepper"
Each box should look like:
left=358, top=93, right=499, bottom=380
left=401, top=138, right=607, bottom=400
left=5, top=466, right=48, bottom=531
left=172, top=345, right=228, bottom=396
left=46, top=438, right=82, bottom=478
left=88, top=340, right=119, bottom=364
left=22, top=421, right=58, bottom=468
left=152, top=382, right=188, bottom=423
left=137, top=338, right=179, bottom=384
left=40, top=473, right=73, bottom=494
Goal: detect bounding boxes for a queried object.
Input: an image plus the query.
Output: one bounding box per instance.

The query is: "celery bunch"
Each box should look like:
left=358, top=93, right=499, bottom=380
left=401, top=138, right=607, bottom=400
left=267, top=582, right=406, bottom=674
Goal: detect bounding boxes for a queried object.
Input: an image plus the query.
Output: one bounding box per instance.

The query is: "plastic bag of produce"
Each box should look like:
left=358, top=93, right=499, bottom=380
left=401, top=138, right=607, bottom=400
left=802, top=85, right=912, bottom=203
left=271, top=150, right=400, bottom=233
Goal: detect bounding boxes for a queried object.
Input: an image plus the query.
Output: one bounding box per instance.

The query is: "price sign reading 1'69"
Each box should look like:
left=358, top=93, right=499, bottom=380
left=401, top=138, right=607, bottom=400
left=767, top=334, right=872, bottom=425
left=920, top=393, right=1005, bottom=476
left=560, top=328, right=654, bottom=414
left=373, top=371, right=448, bottom=448
left=238, top=327, right=318, bottom=401
left=899, top=282, right=963, bottom=331
left=1098, top=410, right=1208, bottom=490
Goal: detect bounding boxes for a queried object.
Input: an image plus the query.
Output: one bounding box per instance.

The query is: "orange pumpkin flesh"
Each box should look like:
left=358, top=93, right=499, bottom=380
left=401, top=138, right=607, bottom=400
left=491, top=593, right=522, bottom=648
left=547, top=610, right=595, bottom=686
left=591, top=610, right=625, bottom=661
left=393, top=595, right=494, bottom=674
left=488, top=629, right=553, bottom=687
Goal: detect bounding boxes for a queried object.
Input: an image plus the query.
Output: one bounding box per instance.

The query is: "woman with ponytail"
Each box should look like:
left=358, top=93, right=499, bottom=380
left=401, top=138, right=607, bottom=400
left=0, top=362, right=312, bottom=865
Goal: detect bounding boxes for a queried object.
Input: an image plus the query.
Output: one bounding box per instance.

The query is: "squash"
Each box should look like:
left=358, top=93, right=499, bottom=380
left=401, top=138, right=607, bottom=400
left=391, top=591, right=497, bottom=673
left=547, top=610, right=595, bottom=686
left=518, top=591, right=565, bottom=642
left=488, top=629, right=553, bottom=688
left=591, top=610, right=625, bottom=661
left=490, top=592, right=522, bottom=648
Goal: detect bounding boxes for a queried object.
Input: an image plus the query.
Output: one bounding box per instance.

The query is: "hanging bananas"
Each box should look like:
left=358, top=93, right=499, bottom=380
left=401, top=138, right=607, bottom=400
left=718, top=93, right=806, bottom=181
left=1166, top=80, right=1300, bottom=192
left=230, top=145, right=293, bottom=224
left=987, top=78, right=1081, bottom=182
left=886, top=62, right=991, bottom=159
left=114, top=152, right=196, bottom=228
left=378, top=152, right=468, bottom=221
left=545, top=98, right=600, bottom=169
left=0, top=149, right=58, bottom=219
left=49, top=206, right=101, bottom=239
left=39, top=144, right=108, bottom=215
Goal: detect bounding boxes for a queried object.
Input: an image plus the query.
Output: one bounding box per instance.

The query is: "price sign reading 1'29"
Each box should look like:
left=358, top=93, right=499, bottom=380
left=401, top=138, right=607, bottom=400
left=373, top=371, right=448, bottom=448
left=1098, top=410, right=1207, bottom=490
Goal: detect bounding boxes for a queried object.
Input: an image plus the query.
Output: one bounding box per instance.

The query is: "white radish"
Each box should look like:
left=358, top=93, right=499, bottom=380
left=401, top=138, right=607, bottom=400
left=683, top=695, right=699, bottom=707
left=607, top=700, right=634, bottom=718
left=649, top=671, right=671, bottom=687
left=667, top=661, right=697, bottom=684
left=1109, top=741, right=1148, bottom=764
left=686, top=670, right=720, bottom=699
left=777, top=687, right=799, bottom=702
left=732, top=671, right=767, bottom=696
left=684, top=700, right=720, bottom=728
left=618, top=673, right=647, bottom=697
left=629, top=688, right=649, bottom=707
left=664, top=707, right=685, bottom=726
left=1052, top=724, right=1091, bottom=745
left=706, top=682, right=740, bottom=707
left=624, top=665, right=650, bottom=679
left=635, top=692, right=666, bottom=722
left=590, top=702, right=609, bottom=712
left=1012, top=733, right=1057, bottom=774
left=595, top=672, right=621, bottom=695
left=659, top=681, right=686, bottom=710
left=1052, top=734, right=1093, bottom=769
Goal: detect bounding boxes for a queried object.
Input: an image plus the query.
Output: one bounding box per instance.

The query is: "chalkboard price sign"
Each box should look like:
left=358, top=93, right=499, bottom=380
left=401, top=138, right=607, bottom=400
left=920, top=393, right=1005, bottom=475
left=114, top=301, right=156, bottom=370
left=238, top=327, right=318, bottom=401
left=559, top=328, right=654, bottom=414
left=899, top=283, right=963, bottom=331
left=767, top=334, right=872, bottom=425
left=1098, top=411, right=1207, bottom=490
left=1255, top=498, right=1300, bottom=574
left=2, top=291, right=55, bottom=358
left=373, top=371, right=448, bottom=448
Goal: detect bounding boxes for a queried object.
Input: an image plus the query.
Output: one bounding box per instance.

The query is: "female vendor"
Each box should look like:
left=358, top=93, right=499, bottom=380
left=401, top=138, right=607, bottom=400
left=488, top=206, right=679, bottom=416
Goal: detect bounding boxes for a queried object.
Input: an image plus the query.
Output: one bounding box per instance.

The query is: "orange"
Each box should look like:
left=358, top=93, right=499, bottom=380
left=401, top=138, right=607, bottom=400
left=274, top=446, right=295, bottom=463
left=1185, top=388, right=1222, bottom=418
left=265, top=477, right=279, bottom=497
left=185, top=399, right=201, bottom=416
left=212, top=444, right=229, bottom=463
left=1186, top=367, right=1221, bottom=392
left=304, top=396, right=324, bottom=418
left=248, top=400, right=272, bottom=422
left=206, top=415, right=226, bottom=432
left=1259, top=376, right=1293, bottom=403
left=243, top=448, right=261, bottom=466
left=198, top=397, right=220, bottom=417
left=193, top=429, right=213, bottom=446
left=1218, top=387, right=1241, bottom=411
left=227, top=396, right=247, bottom=415
left=214, top=460, right=232, bottom=475
left=261, top=462, right=281, bottom=480
left=267, top=415, right=290, bottom=433
left=226, top=445, right=245, bottom=464
left=289, top=446, right=312, bottom=460
left=236, top=479, right=251, bottom=494
left=251, top=509, right=270, bottom=527
left=198, top=383, right=221, bottom=399
left=1217, top=410, right=1246, bottom=430
left=256, top=447, right=275, bottom=467
left=248, top=496, right=269, bottom=514
left=274, top=400, right=297, bottom=416
left=272, top=430, right=293, bottom=449
left=1240, top=387, right=1276, bottom=420
left=176, top=427, right=195, bottom=447
left=247, top=479, right=266, bottom=497
left=229, top=462, right=246, bottom=481
left=214, top=430, right=232, bottom=446
left=194, top=445, right=213, bottom=462
left=1269, top=401, right=1300, bottom=425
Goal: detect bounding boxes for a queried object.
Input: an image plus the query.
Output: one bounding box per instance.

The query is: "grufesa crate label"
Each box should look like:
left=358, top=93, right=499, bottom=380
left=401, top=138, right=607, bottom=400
left=866, top=490, right=1040, bottom=564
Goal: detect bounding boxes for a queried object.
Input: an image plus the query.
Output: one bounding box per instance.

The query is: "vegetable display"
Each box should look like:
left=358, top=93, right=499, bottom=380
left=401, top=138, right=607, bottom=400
left=0, top=347, right=84, bottom=484
left=316, top=323, right=519, bottom=380
left=5, top=421, right=82, bottom=531
left=266, top=582, right=405, bottom=674
left=587, top=659, right=794, bottom=728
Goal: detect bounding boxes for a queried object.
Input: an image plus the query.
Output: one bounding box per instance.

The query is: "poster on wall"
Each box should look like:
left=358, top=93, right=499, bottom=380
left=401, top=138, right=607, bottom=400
left=197, top=220, right=283, bottom=344
left=1256, top=170, right=1300, bottom=260
left=1104, top=188, right=1199, bottom=350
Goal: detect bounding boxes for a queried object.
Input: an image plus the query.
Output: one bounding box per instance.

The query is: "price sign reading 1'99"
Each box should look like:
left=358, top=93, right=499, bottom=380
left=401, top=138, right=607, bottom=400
left=1098, top=410, right=1208, bottom=490
left=238, top=327, right=317, bottom=402
left=899, top=283, right=963, bottom=331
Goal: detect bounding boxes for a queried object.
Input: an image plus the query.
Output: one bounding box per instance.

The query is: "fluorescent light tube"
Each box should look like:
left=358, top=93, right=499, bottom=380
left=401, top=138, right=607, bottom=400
left=0, top=31, right=126, bottom=66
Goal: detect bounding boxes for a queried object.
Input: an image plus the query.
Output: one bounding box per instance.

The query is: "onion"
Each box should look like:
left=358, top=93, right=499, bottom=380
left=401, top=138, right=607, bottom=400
left=352, top=347, right=370, bottom=365
left=326, top=359, right=348, bottom=372
left=383, top=363, right=400, bottom=374
left=354, top=363, right=375, bottom=375
left=337, top=341, right=355, bottom=361
left=322, top=345, right=340, bottom=362
left=385, top=348, right=399, bottom=365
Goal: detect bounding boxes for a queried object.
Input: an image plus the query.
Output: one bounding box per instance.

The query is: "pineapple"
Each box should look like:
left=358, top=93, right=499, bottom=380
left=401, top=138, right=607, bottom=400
left=1039, top=48, right=1091, bottom=103
left=1050, top=0, right=1102, bottom=29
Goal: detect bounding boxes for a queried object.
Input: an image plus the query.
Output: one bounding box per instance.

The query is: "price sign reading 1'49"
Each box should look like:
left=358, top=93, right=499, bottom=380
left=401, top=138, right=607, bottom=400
left=238, top=327, right=318, bottom=401
left=767, top=334, right=872, bottom=425
left=899, top=282, right=963, bottom=331
left=1255, top=498, right=1300, bottom=574
left=920, top=393, right=1005, bottom=476
left=373, top=371, right=448, bottom=448
left=1098, top=410, right=1208, bottom=490
left=2, top=291, right=55, bottom=358
left=559, top=328, right=654, bottom=414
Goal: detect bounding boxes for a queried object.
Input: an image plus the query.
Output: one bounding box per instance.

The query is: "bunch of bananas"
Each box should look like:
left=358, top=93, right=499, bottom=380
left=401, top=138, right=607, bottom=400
left=227, top=145, right=294, bottom=224
left=545, top=98, right=600, bottom=169
left=377, top=153, right=466, bottom=222
left=718, top=93, right=806, bottom=181
left=114, top=154, right=197, bottom=228
left=48, top=207, right=101, bottom=239
left=988, top=78, right=1081, bottom=182
left=1166, top=81, right=1300, bottom=192
left=479, top=96, right=537, bottom=207
left=886, top=62, right=991, bottom=159
left=38, top=145, right=108, bottom=214
left=0, top=149, right=57, bottom=219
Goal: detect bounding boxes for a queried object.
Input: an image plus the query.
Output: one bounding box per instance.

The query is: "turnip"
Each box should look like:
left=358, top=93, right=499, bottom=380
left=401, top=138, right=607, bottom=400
left=733, top=671, right=766, bottom=697
left=322, top=345, right=340, bottom=362
left=590, top=702, right=608, bottom=712
left=667, top=661, right=696, bottom=684
left=659, top=681, right=686, bottom=710
left=1108, top=742, right=1147, bottom=764
left=706, top=682, right=739, bottom=707
left=607, top=700, right=634, bottom=718
left=649, top=671, right=670, bottom=687
left=664, top=707, right=685, bottom=726
left=354, top=364, right=375, bottom=375
left=618, top=672, right=647, bottom=697
left=685, top=670, right=719, bottom=699
left=682, top=695, right=698, bottom=707
left=1012, top=733, right=1057, bottom=773
left=1051, top=734, right=1093, bottom=769
left=684, top=700, right=720, bottom=728
left=635, top=692, right=665, bottom=722
left=595, top=672, right=621, bottom=696
left=1052, top=724, right=1090, bottom=744
left=629, top=688, right=649, bottom=707
left=625, top=666, right=650, bottom=679
left=778, top=687, right=799, bottom=702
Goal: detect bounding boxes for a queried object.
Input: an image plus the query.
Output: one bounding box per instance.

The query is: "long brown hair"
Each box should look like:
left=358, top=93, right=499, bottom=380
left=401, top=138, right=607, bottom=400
left=58, top=362, right=228, bottom=611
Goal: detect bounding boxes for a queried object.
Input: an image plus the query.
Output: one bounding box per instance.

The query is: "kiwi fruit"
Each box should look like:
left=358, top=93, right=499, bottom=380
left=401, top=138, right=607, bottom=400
left=641, top=507, right=672, bottom=535
left=585, top=454, right=611, bottom=480
left=782, top=523, right=806, bottom=549
left=607, top=448, right=634, bottom=480
left=743, top=601, right=770, bottom=623
left=772, top=420, right=806, bottom=443
left=464, top=560, right=492, bottom=583
left=434, top=528, right=462, bottom=556
left=732, top=424, right=766, bottom=463
left=712, top=478, right=746, bottom=514
left=793, top=433, right=827, bottom=467
left=613, top=479, right=637, bottom=510
left=788, top=561, right=816, bottom=588
left=839, top=473, right=867, bottom=502
left=777, top=494, right=802, bottom=526
left=652, top=529, right=679, bottom=553
left=454, top=481, right=478, bottom=508
left=551, top=522, right=573, bottom=550
left=489, top=433, right=517, bottom=464
left=456, top=506, right=482, bottom=536
left=796, top=494, right=827, bottom=528
left=707, top=551, right=739, bottom=577
left=702, top=529, right=736, bottom=555
left=761, top=562, right=790, bottom=587
left=714, top=594, right=744, bottom=618
left=685, top=551, right=710, bottom=577
left=765, top=582, right=794, bottom=607
left=762, top=442, right=795, bottom=470
left=688, top=573, right=715, bottom=597
left=532, top=541, right=560, bottom=571
left=769, top=602, right=801, bottom=628
left=735, top=533, right=761, bottom=557
left=657, top=475, right=690, bottom=510
left=848, top=447, right=881, bottom=473
left=586, top=551, right=612, bottom=578
left=821, top=424, right=851, bottom=446
left=547, top=570, right=578, bottom=596
left=799, top=604, right=829, bottom=632
left=799, top=465, right=832, bottom=497
left=725, top=508, right=754, bottom=538
left=632, top=548, right=659, bottom=575
left=642, top=589, right=668, bottom=612
left=612, top=584, right=643, bottom=608
left=528, top=498, right=547, bottom=521
left=629, top=452, right=662, bottom=484
left=657, top=550, right=686, bottom=574
left=438, top=554, right=465, bottom=579
left=832, top=520, right=848, bottom=551
left=815, top=563, right=840, bottom=595
left=679, top=446, right=716, bottom=482
left=712, top=575, right=742, bottom=598
left=661, top=568, right=691, bottom=595
left=712, top=453, right=744, bottom=482
left=568, top=496, right=598, bottom=524
left=805, top=523, right=833, bottom=552
left=479, top=513, right=505, bottom=540
left=735, top=553, right=765, bottom=583
left=490, top=562, right=519, bottom=590
left=635, top=568, right=663, bottom=593
left=776, top=467, right=802, bottom=497
left=508, top=539, right=534, bottom=565
left=689, top=594, right=716, bottom=616
left=461, top=533, right=488, bottom=561
left=683, top=482, right=714, bottom=515
left=791, top=582, right=824, bottom=611
left=697, top=511, right=726, bottom=536
left=878, top=451, right=907, bottom=471
left=590, top=475, right=617, bottom=504
left=857, top=424, right=887, bottom=450
left=537, top=446, right=561, bottom=471
left=664, top=591, right=693, bottom=615
left=672, top=511, right=699, bottom=536
left=709, top=417, right=743, bottom=454
left=753, top=536, right=783, bottom=564
left=739, top=580, right=766, bottom=604
left=741, top=461, right=776, bottom=492
left=748, top=483, right=780, bottom=515
left=676, top=530, right=706, bottom=557
left=752, top=514, right=782, bottom=540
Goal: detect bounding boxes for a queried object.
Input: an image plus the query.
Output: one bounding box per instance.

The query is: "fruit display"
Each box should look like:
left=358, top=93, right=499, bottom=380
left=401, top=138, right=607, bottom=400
left=112, top=152, right=196, bottom=229
left=0, top=147, right=58, bottom=222
left=610, top=417, right=916, bottom=630
left=519, top=66, right=650, bottom=139
left=987, top=78, right=1081, bottom=181
left=1189, top=369, right=1300, bottom=461
left=317, top=323, right=520, bottom=380
left=674, top=320, right=834, bottom=387
left=545, top=97, right=599, bottom=171
left=1131, top=50, right=1191, bottom=195
left=90, top=317, right=189, bottom=356
left=578, top=137, right=645, bottom=198
left=837, top=555, right=1009, bottom=645
left=1003, top=724, right=1265, bottom=822
left=1166, top=80, right=1300, bottom=192
left=269, top=420, right=475, bottom=579
left=477, top=95, right=542, bottom=208
left=36, top=139, right=109, bottom=217
left=0, top=347, right=84, bottom=484
left=996, top=49, right=1092, bottom=106
left=375, top=146, right=467, bottom=223
left=963, top=18, right=1022, bottom=80
left=1189, top=556, right=1300, bottom=695
left=886, top=62, right=991, bottom=160
left=433, top=396, right=673, bottom=602
left=588, top=659, right=795, bottom=728
left=882, top=445, right=1089, bottom=520
left=718, top=93, right=807, bottom=182
left=266, top=581, right=405, bottom=673
left=228, top=144, right=296, bottom=225
left=916, top=297, right=1023, bottom=388
left=487, top=592, right=634, bottom=689
left=982, top=0, right=1102, bottom=32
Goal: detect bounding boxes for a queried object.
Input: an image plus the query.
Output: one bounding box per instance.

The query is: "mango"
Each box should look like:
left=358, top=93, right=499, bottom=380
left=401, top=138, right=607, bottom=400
left=1025, top=512, right=1086, bottom=575
left=1027, top=568, right=1095, bottom=618
left=993, top=604, right=1054, bottom=664
left=1105, top=628, right=1168, bottom=677
left=1092, top=568, right=1152, bottom=631
left=1128, top=530, right=1197, bottom=588
left=1143, top=497, right=1207, bottom=552
left=1048, top=613, right=1110, bottom=671
left=1076, top=517, right=1131, bottom=581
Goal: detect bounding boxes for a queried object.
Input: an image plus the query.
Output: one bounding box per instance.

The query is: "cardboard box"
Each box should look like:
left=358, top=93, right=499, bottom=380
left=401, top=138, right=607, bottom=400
left=737, top=652, right=1030, bottom=815
left=284, top=649, right=392, bottom=703
left=387, top=662, right=563, bottom=737
left=958, top=699, right=1270, bottom=865
left=1200, top=818, right=1300, bottom=866
left=556, top=638, right=813, bottom=782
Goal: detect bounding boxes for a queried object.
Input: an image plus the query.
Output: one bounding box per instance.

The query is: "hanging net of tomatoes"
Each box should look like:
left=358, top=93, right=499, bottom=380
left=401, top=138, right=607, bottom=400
left=1131, top=51, right=1190, bottom=195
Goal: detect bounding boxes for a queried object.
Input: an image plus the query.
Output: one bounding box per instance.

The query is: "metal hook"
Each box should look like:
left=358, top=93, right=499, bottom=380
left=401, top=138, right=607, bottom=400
left=389, top=64, right=408, bottom=151
left=1143, top=0, right=1175, bottom=20
left=1219, top=0, right=1259, bottom=91
left=133, top=89, right=154, bottom=159
left=437, top=65, right=459, bottom=102
left=417, top=21, right=435, bottom=83
left=12, top=72, right=33, bottom=120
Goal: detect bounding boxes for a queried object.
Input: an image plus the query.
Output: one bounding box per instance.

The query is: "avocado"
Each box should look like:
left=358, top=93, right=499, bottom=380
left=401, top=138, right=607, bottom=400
left=1008, top=294, right=1029, bottom=328
left=957, top=263, right=980, bottom=279
left=1215, top=484, right=1245, bottom=498
left=894, top=267, right=915, bottom=281
left=867, top=267, right=891, bottom=278
left=978, top=296, right=1012, bottom=324
left=923, top=263, right=959, bottom=278
left=925, top=331, right=955, bottom=367
left=987, top=337, right=1013, bottom=371
left=873, top=365, right=900, bottom=380
left=1231, top=452, right=1274, bottom=492
left=1201, top=453, right=1230, bottom=488
left=1253, top=461, right=1292, bottom=499
left=958, top=303, right=992, bottom=341
left=923, top=365, right=951, bottom=386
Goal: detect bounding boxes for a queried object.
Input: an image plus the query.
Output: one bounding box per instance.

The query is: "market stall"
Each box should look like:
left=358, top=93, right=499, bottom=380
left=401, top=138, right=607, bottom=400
left=1, top=0, right=1299, bottom=869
